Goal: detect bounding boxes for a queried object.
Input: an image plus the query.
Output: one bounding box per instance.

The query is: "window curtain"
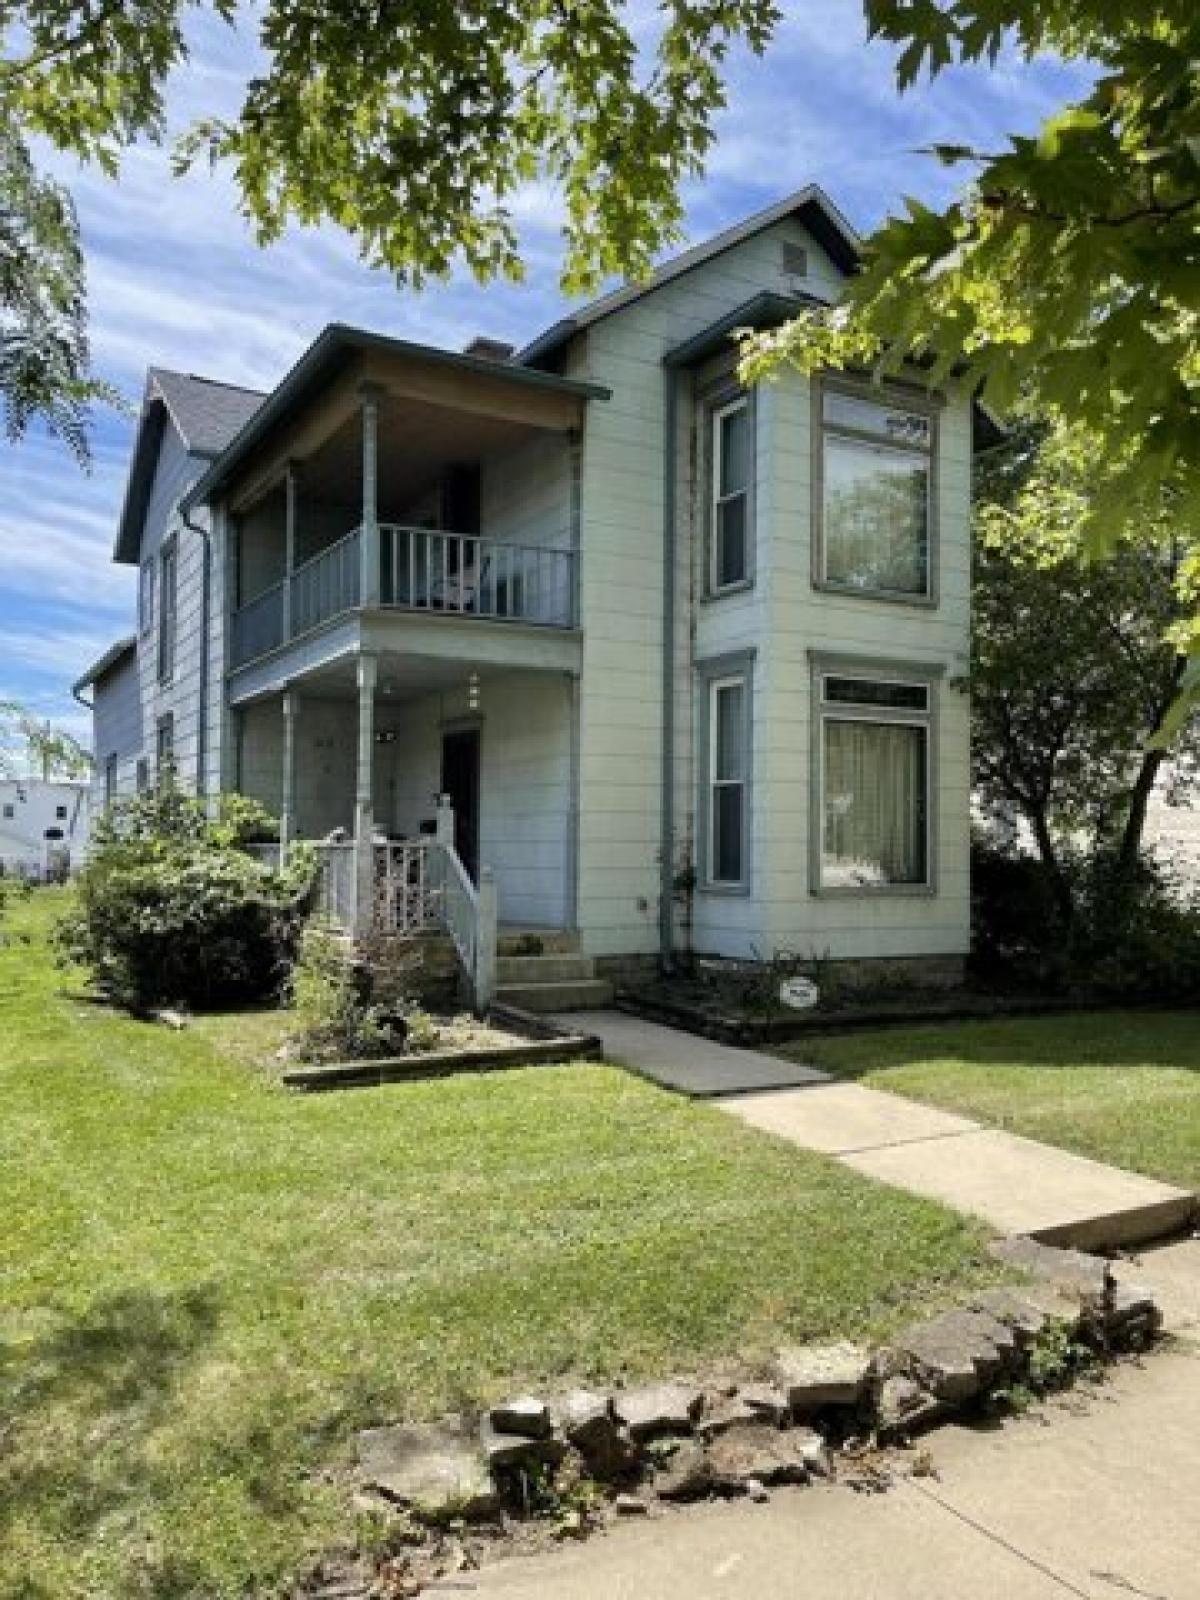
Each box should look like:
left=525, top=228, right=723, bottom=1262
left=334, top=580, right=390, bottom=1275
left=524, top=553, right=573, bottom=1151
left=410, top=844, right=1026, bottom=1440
left=823, top=720, right=926, bottom=885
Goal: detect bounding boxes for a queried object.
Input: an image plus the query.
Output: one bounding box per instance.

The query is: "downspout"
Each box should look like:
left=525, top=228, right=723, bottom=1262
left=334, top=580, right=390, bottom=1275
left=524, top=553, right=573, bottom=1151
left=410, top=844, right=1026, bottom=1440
left=659, top=367, right=678, bottom=970
left=182, top=502, right=212, bottom=804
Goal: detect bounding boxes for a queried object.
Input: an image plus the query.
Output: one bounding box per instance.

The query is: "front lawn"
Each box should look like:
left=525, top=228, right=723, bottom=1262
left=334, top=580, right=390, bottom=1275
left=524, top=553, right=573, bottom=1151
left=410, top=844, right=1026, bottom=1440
left=792, top=1011, right=1200, bottom=1190
left=0, top=891, right=997, bottom=1599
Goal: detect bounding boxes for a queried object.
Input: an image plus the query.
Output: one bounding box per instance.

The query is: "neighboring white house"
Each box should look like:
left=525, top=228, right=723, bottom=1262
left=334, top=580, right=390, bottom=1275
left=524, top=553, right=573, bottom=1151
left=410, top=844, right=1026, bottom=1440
left=78, top=186, right=990, bottom=1006
left=0, top=778, right=90, bottom=879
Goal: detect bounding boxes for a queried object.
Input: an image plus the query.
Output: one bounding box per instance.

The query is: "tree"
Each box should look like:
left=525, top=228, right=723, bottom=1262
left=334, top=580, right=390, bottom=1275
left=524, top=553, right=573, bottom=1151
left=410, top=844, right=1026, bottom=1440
left=742, top=2, right=1200, bottom=705
left=0, top=698, right=92, bottom=779
left=1, top=0, right=778, bottom=454
left=971, top=419, right=1200, bottom=922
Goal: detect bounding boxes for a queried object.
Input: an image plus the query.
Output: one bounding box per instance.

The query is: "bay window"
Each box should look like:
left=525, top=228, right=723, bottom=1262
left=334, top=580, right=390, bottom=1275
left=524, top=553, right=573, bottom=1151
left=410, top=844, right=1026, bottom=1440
left=816, top=670, right=933, bottom=891
left=817, top=382, right=935, bottom=599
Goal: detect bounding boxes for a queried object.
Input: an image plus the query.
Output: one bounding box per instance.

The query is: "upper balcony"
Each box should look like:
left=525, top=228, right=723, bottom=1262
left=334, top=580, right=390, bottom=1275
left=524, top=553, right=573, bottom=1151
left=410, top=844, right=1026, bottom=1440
left=178, top=325, right=607, bottom=696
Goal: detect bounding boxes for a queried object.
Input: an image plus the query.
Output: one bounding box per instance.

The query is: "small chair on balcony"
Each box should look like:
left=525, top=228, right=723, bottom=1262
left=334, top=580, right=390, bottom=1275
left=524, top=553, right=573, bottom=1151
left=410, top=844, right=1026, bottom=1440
left=428, top=551, right=492, bottom=615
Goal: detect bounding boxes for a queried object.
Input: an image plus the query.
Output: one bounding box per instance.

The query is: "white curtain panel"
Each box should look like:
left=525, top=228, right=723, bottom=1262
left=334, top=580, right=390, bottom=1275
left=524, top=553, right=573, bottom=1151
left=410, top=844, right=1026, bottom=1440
left=823, top=719, right=926, bottom=885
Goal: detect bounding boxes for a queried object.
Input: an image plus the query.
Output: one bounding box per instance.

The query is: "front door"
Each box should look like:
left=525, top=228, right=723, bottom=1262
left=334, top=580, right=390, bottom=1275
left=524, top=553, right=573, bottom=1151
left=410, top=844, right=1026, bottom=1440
left=440, top=726, right=481, bottom=884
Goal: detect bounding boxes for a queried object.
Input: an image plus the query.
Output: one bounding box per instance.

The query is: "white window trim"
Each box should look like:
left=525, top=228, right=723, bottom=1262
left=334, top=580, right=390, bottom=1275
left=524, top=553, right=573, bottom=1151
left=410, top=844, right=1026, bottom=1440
left=709, top=394, right=752, bottom=596
left=812, top=376, right=940, bottom=607
left=810, top=659, right=939, bottom=897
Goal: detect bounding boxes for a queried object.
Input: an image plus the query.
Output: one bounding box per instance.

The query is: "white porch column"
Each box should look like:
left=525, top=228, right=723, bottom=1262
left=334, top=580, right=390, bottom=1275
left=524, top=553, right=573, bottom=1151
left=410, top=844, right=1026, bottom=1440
left=434, top=793, right=455, bottom=849
left=475, top=866, right=498, bottom=1014
left=280, top=688, right=297, bottom=855
left=282, top=461, right=298, bottom=642
left=353, top=652, right=378, bottom=936
left=359, top=384, right=382, bottom=609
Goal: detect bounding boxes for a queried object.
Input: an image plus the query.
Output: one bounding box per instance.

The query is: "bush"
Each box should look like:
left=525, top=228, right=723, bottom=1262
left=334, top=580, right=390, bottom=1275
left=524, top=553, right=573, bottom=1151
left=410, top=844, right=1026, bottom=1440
left=971, top=835, right=1200, bottom=1000
left=57, top=787, right=315, bottom=1011
left=290, top=923, right=438, bottom=1061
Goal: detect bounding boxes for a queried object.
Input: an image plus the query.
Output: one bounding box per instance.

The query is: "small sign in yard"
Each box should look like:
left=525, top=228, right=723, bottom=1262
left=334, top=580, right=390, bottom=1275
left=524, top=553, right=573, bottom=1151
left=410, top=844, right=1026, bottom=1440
left=778, top=976, right=819, bottom=1011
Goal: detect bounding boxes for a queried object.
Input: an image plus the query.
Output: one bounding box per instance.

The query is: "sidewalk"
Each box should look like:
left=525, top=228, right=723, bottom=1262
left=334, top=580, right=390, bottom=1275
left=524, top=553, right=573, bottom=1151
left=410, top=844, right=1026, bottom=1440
left=566, top=1010, right=1196, bottom=1251
left=462, top=1240, right=1200, bottom=1600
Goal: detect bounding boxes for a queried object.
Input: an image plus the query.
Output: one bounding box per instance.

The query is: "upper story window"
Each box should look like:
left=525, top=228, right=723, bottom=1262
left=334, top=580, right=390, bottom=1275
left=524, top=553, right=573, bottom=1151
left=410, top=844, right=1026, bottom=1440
left=55, top=804, right=67, bottom=820
left=817, top=382, right=935, bottom=601
left=816, top=670, right=932, bottom=892
left=139, top=559, right=155, bottom=635
left=104, top=755, right=118, bottom=809
left=158, top=537, right=178, bottom=683
left=710, top=396, right=752, bottom=592
left=2, top=803, right=13, bottom=819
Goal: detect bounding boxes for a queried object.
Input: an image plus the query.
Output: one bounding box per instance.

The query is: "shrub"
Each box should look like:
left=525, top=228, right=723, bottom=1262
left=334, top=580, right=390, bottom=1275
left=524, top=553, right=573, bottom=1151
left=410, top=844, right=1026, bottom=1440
left=971, top=835, right=1200, bottom=1001
left=56, top=787, right=315, bottom=1011
left=289, top=923, right=439, bottom=1061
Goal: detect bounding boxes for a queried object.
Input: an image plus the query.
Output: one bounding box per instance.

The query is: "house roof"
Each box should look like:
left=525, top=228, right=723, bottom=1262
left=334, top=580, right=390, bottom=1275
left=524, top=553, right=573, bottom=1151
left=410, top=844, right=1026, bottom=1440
left=113, top=369, right=267, bottom=565
left=516, top=185, right=862, bottom=368
left=180, top=323, right=610, bottom=516
left=72, top=635, right=136, bottom=697
left=147, top=368, right=266, bottom=457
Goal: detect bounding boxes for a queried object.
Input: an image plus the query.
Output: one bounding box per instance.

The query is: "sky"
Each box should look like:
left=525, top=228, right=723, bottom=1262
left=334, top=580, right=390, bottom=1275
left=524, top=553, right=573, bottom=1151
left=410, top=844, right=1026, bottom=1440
left=0, top=1, right=1090, bottom=755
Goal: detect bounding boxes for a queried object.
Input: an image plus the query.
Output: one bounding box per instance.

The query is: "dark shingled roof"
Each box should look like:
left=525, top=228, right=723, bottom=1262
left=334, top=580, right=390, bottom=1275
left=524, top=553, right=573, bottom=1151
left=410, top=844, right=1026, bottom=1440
left=146, top=367, right=266, bottom=458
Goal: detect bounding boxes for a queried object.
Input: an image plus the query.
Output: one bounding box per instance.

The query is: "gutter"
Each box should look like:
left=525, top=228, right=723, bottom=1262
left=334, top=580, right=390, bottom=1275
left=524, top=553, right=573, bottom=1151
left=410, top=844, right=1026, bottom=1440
left=182, top=502, right=213, bottom=802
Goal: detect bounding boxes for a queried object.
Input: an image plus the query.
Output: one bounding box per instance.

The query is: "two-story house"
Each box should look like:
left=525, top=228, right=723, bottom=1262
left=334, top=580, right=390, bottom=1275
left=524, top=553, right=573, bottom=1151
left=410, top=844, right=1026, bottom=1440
left=77, top=186, right=985, bottom=1010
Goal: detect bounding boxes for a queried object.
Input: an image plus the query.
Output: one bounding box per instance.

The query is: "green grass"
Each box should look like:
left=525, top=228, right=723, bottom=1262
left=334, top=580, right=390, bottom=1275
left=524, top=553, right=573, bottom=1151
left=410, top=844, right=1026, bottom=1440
left=0, top=891, right=998, bottom=1598
left=791, top=1010, right=1200, bottom=1190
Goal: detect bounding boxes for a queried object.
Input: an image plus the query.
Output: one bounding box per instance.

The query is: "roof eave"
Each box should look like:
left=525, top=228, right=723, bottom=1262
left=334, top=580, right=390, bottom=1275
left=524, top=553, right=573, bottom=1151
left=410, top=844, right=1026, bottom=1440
left=72, top=635, right=136, bottom=696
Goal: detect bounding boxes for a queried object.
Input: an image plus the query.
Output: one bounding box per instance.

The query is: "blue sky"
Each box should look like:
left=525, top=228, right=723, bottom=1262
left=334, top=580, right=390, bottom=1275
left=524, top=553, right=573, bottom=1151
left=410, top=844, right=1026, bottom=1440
left=0, top=1, right=1088, bottom=748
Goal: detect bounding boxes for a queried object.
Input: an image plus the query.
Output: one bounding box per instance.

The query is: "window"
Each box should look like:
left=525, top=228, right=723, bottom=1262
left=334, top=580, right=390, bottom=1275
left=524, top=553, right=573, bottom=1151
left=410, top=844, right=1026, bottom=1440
left=710, top=396, right=752, bottom=592
left=705, top=670, right=751, bottom=886
left=2, top=804, right=13, bottom=820
left=156, top=714, right=175, bottom=782
left=139, top=558, right=155, bottom=634
left=158, top=537, right=178, bottom=682
left=55, top=804, right=67, bottom=820
left=135, top=758, right=149, bottom=793
left=816, top=670, right=932, bottom=891
left=104, top=755, right=118, bottom=809
left=818, top=383, right=935, bottom=599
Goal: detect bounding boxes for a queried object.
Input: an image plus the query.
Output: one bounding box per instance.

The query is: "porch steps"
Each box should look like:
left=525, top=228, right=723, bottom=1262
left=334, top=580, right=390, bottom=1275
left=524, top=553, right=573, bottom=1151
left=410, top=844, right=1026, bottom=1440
left=497, top=928, right=582, bottom=958
left=494, top=946, right=614, bottom=1013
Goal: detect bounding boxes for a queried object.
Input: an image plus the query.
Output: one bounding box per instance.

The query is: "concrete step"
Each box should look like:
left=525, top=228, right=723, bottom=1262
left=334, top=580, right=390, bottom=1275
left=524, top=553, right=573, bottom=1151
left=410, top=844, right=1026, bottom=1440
left=496, top=978, right=615, bottom=1014
left=498, top=928, right=580, bottom=957
left=495, top=954, right=596, bottom=984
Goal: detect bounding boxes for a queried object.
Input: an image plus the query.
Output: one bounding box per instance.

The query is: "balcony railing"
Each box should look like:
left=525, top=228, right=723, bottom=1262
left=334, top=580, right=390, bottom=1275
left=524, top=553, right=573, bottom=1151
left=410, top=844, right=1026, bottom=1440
left=230, top=581, right=285, bottom=668
left=229, top=524, right=575, bottom=669
left=380, top=525, right=574, bottom=628
left=292, top=528, right=361, bottom=637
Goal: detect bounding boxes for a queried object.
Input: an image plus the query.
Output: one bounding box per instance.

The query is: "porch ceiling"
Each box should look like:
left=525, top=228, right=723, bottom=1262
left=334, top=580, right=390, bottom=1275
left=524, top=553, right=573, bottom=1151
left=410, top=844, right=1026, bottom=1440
left=302, top=395, right=541, bottom=510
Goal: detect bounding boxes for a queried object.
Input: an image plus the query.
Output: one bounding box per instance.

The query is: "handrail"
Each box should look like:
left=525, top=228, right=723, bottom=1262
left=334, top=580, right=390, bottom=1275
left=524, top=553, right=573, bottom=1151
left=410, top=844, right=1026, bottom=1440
left=282, top=832, right=496, bottom=1010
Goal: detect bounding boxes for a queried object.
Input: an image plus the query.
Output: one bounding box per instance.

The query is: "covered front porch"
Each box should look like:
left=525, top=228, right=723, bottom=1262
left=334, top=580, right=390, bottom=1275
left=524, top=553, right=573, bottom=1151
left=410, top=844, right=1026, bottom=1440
left=235, top=648, right=579, bottom=1006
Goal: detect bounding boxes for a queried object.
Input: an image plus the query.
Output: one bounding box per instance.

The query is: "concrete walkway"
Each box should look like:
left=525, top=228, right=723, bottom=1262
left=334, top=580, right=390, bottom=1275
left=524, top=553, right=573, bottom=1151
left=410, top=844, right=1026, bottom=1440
left=568, top=1010, right=1196, bottom=1251
left=457, top=1241, right=1200, bottom=1600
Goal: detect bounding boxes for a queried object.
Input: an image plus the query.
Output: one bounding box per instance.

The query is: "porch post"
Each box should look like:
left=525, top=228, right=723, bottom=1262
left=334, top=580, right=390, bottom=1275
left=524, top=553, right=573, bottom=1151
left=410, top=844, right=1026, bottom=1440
left=475, top=866, right=498, bottom=1014
left=434, top=793, right=455, bottom=850
left=280, top=688, right=297, bottom=857
left=359, top=384, right=382, bottom=609
left=353, top=652, right=378, bottom=936
left=282, top=460, right=298, bottom=642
